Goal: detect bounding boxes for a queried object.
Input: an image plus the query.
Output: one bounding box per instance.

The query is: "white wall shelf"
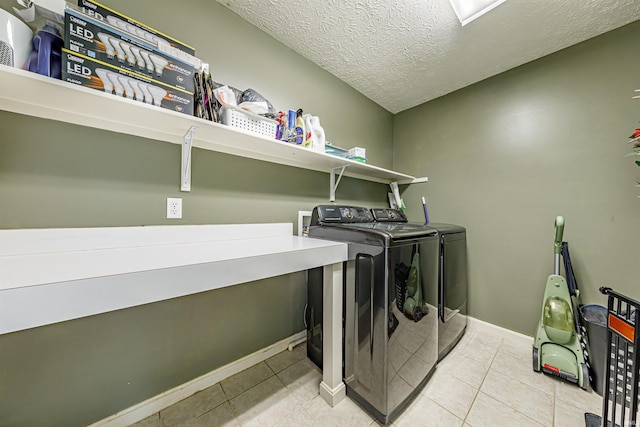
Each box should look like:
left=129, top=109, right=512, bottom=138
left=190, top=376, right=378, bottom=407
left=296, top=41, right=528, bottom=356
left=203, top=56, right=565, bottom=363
left=0, top=65, right=427, bottom=197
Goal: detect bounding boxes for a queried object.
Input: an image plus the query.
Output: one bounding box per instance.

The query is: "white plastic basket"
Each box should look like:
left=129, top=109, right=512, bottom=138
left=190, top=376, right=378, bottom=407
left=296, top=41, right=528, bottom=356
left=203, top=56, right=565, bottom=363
left=220, top=105, right=277, bottom=139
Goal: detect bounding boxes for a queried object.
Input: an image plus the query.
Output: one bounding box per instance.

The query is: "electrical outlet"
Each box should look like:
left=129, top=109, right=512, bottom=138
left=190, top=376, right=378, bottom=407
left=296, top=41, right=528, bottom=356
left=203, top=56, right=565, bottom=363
left=166, top=197, right=182, bottom=219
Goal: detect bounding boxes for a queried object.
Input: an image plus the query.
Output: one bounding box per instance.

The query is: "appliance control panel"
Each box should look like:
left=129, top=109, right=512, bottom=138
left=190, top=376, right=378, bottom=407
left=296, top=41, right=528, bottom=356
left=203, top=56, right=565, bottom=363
left=311, top=205, right=374, bottom=224
left=371, top=208, right=408, bottom=222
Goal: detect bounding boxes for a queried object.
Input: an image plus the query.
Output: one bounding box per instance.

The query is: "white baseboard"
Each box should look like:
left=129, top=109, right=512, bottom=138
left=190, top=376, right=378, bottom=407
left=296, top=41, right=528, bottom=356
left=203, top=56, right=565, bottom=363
left=467, top=316, right=533, bottom=345
left=89, top=330, right=307, bottom=427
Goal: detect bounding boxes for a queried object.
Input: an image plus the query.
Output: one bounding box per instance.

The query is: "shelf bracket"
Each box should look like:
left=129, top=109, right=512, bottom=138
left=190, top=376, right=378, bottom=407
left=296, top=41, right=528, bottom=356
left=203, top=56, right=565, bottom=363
left=329, top=165, right=349, bottom=202
left=181, top=126, right=198, bottom=192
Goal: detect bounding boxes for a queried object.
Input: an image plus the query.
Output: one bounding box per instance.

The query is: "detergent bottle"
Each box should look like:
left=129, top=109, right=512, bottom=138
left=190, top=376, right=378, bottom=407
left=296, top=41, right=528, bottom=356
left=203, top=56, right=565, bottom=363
left=28, top=22, right=63, bottom=78
left=303, top=113, right=315, bottom=148
left=310, top=116, right=326, bottom=152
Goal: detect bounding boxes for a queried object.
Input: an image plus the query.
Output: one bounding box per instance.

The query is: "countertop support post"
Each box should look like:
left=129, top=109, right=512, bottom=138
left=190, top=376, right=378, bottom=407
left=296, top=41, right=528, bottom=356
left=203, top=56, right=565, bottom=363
left=319, top=261, right=346, bottom=406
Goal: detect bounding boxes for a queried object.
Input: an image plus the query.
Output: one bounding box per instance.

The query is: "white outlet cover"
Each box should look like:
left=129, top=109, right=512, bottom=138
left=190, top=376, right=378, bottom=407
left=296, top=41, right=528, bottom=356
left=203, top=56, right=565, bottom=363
left=166, top=197, right=182, bottom=219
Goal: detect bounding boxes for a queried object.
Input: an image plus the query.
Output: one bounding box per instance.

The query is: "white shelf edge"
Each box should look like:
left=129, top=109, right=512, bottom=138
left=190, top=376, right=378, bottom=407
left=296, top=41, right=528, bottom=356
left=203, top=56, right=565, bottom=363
left=0, top=224, right=349, bottom=334
left=0, top=65, right=424, bottom=186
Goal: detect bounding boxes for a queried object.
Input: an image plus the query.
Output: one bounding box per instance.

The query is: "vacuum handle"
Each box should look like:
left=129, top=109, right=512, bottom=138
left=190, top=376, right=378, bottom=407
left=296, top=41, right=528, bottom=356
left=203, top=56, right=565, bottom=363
left=554, top=216, right=564, bottom=255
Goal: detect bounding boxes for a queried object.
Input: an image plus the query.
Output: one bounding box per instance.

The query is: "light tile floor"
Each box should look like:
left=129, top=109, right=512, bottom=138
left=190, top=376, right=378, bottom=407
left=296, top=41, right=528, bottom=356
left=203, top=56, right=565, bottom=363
left=131, top=324, right=602, bottom=427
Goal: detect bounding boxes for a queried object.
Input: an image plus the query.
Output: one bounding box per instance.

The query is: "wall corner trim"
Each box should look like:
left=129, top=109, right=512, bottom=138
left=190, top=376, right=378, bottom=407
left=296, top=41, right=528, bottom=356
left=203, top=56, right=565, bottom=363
left=467, top=316, right=533, bottom=344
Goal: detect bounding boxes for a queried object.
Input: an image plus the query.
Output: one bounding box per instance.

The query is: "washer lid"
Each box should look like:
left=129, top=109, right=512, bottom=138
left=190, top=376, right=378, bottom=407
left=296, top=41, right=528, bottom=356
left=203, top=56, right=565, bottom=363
left=336, top=222, right=437, bottom=240
left=426, top=222, right=466, bottom=234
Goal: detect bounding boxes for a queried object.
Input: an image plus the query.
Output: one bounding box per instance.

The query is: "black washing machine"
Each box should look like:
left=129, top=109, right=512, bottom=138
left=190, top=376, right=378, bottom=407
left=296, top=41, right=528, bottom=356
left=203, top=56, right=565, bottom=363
left=306, top=205, right=439, bottom=425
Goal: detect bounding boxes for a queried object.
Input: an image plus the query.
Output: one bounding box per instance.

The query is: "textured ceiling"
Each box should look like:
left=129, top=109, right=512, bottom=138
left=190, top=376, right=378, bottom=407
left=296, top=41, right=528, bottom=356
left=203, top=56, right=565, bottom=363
left=217, top=0, right=640, bottom=114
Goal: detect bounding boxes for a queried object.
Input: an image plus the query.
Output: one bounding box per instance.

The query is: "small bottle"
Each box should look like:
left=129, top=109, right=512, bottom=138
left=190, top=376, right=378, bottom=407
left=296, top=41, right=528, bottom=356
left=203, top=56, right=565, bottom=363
left=295, top=109, right=305, bottom=145
left=276, top=111, right=286, bottom=140
left=287, top=110, right=297, bottom=143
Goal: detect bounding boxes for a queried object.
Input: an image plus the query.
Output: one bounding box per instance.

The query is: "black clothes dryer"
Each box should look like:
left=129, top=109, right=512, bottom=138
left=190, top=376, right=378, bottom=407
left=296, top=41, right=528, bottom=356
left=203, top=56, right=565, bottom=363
left=371, top=209, right=468, bottom=361
left=428, top=222, right=468, bottom=360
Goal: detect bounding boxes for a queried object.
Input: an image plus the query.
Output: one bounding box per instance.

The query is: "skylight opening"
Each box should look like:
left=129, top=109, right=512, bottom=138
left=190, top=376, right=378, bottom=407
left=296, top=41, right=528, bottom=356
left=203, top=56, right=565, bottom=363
left=449, top=0, right=507, bottom=26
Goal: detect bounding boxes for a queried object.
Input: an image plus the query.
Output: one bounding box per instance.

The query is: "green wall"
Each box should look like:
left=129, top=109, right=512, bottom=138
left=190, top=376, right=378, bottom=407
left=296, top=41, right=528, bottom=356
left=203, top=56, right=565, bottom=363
left=0, top=1, right=392, bottom=426
left=0, top=111, right=387, bottom=228
left=394, top=21, right=640, bottom=335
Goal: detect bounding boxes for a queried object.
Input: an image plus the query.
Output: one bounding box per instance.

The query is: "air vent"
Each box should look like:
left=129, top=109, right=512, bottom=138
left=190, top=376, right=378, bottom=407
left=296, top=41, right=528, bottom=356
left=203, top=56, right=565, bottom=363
left=0, top=42, right=14, bottom=67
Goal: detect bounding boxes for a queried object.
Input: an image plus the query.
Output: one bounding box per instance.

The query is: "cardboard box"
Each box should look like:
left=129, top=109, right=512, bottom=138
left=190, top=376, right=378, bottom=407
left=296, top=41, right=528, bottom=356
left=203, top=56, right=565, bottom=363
left=65, top=8, right=195, bottom=93
left=62, top=48, right=194, bottom=116
left=347, top=147, right=366, bottom=162
left=75, top=0, right=195, bottom=56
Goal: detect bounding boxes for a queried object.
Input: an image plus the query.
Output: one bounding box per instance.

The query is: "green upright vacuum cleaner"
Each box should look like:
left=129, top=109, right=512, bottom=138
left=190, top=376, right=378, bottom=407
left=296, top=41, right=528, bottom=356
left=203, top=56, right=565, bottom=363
left=532, top=216, right=589, bottom=389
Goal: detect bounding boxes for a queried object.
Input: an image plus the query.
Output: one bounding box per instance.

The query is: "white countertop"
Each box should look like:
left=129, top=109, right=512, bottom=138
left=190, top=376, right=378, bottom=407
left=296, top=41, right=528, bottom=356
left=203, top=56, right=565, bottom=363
left=0, top=223, right=347, bottom=334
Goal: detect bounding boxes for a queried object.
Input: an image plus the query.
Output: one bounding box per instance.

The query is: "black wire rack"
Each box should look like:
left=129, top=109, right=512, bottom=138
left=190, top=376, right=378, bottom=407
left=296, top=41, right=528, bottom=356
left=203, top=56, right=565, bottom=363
left=585, top=287, right=640, bottom=427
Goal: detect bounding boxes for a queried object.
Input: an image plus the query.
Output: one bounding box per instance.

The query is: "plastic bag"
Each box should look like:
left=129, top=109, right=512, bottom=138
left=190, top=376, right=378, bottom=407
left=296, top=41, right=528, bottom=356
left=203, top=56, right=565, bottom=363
left=242, top=88, right=276, bottom=118
left=212, top=85, right=238, bottom=107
